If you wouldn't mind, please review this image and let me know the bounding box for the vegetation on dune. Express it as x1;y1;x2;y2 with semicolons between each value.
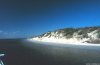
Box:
37;26;100;39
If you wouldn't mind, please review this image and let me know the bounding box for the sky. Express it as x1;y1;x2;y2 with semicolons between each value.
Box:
0;0;100;38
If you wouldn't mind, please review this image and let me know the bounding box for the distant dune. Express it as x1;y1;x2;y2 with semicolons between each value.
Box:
29;26;100;44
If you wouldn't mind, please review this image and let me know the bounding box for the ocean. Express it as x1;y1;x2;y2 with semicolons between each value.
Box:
0;39;100;65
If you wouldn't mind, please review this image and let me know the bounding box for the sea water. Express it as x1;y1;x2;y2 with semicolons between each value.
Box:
0;39;100;65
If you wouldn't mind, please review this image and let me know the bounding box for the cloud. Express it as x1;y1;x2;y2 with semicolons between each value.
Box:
0;30;3;33
0;30;21;38
0;30;20;35
3;32;8;35
12;31;20;34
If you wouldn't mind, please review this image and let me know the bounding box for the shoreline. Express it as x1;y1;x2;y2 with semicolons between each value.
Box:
27;38;100;46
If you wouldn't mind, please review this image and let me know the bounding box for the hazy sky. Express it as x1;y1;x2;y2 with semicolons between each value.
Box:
0;0;100;38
